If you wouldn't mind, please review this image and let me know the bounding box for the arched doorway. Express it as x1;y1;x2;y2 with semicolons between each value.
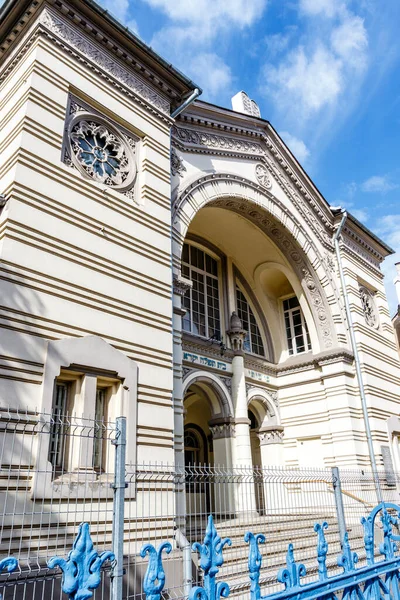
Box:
183;373;234;516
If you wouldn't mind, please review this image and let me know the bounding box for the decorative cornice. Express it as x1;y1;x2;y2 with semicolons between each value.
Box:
1;7;171;122
277;349;354;375
172;124;333;249
183;335;233;362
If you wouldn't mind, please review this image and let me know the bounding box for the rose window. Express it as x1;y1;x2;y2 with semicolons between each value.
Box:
67;114;136;191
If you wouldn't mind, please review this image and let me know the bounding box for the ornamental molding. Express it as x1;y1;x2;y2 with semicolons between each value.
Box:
255;164;272;189
183;336;233;362
208;195;335;349
38;9;170;114
342;226;386;264
172;124;333;249
209;422;236;440
173;274;192;296
257;426;284;445
341;233;382;273
246;385;279;411
171;148;187;177
359;286;380;329
0;7;171;121
277;349;354;375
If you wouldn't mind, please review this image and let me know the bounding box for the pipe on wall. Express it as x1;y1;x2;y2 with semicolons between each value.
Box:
333;210;382;502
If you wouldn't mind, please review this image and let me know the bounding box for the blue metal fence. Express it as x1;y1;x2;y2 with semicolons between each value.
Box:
140;502;400;600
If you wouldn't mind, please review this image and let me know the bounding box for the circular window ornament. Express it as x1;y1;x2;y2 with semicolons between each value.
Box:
67;113;136;191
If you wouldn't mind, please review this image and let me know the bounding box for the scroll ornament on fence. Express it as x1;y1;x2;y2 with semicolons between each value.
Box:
190;515;232;600
0;556;18;600
140;541;172;600
47;522;115;600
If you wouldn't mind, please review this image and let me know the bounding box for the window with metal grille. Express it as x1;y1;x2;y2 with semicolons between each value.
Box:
236;286;265;356
181;243;221;339
48;382;69;470
283;296;311;356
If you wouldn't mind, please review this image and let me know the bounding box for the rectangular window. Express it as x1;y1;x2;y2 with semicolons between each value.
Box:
48;382;69;470
283;296;311;356
93;388;106;471
182;243;221;339
236;286;264;356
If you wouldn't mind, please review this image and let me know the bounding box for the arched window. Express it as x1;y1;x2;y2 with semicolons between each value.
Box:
236;286;265;356
184;428;202;466
181;243;221;339
283;296;311;355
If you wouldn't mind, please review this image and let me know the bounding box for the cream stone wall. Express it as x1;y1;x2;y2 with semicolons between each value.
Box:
0;2;184;465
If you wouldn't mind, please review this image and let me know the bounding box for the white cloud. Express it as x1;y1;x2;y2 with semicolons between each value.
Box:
189;53;233;97
142;0;267;27
264;44;342;114
98;0;140;36
144;0;267;102
280;131;310;164
331;15;368;69
260;4;368;146
264;32;292;56
349;208;369;222
361;175;398;194
299;0;343;18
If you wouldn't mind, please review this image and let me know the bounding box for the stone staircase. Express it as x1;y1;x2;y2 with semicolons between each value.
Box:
187;512;372;598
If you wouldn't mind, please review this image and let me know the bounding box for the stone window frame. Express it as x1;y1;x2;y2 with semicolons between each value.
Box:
32;336;137;500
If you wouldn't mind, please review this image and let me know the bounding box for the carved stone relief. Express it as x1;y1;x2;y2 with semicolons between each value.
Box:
171;148;187;177
359;286;379;329
38;9;170;115
255;164;272;189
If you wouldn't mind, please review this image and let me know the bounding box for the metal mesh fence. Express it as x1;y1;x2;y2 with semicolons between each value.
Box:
0;408;398;600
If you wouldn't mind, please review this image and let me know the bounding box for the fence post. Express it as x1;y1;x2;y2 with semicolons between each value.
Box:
332;466;347;549
111;416;127;600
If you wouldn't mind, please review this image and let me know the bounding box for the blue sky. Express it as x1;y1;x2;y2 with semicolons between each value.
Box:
96;0;400;313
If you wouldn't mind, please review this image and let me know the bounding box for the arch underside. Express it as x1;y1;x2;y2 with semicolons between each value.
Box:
173;173;339;350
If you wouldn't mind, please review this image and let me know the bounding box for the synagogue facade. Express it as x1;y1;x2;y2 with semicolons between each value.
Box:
1;0;400;494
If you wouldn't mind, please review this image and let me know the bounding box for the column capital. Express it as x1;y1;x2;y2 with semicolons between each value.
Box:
173;274;192;297
209;417;236;439
227;311;247;356
257;425;284;446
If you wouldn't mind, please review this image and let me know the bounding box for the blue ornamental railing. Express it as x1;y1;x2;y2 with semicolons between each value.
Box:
141;502;400;600
2;501;400;600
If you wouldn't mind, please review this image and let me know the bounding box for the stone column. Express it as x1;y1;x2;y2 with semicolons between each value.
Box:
209;418;236;515
257;425;284;512
172;273;192;530
227;312;256;513
71;373;97;479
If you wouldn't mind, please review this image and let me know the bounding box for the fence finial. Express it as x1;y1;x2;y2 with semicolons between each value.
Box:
277;544;306;590
140;541;172;600
337;532;358;572
314;522;329;581
47;522;115;600
190;515;231;600
244;532;265;600
0;558;18;574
